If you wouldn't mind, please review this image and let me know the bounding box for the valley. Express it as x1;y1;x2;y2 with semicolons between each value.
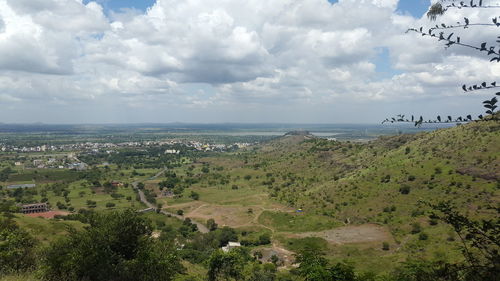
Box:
1;121;498;280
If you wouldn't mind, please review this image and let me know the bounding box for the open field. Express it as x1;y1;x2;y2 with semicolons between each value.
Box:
13;214;86;244
291;224;392;244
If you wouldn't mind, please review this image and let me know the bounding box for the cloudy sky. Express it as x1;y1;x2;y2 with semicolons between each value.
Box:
0;0;498;124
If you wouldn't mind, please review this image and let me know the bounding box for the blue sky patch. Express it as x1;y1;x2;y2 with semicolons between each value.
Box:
374;47;402;79
85;0;156;13
397;0;430;18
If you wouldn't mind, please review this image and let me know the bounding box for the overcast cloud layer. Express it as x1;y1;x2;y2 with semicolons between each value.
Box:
0;0;498;123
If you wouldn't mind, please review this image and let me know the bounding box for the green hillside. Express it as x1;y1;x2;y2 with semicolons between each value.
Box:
192;121;499;270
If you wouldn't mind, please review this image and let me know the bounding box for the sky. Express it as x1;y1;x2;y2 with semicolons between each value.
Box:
0;0;498;124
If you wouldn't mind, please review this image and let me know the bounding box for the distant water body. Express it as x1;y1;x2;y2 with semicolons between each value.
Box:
171;131;341;137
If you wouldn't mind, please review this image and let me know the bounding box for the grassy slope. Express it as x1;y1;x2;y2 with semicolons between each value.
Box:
12;214;85;244
199;121;499;272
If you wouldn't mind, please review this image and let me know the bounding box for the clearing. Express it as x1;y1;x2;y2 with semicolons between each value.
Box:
291;224;392;244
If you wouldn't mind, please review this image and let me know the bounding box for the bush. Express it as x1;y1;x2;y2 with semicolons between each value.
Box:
411;222;422;234
105;202;116;208
189;191;200;200
207;219;218;231
400;185;411;195
258;233;271;245
382;242;390;251
177;210;184;216
419;233;429;241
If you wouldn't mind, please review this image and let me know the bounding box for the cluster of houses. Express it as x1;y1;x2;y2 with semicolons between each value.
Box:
1;138;257;159
13;156;87;170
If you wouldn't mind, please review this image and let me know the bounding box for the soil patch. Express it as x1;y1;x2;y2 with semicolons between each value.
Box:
293;224;391;244
254;245;296;268
25;211;69;219
187;205;256;227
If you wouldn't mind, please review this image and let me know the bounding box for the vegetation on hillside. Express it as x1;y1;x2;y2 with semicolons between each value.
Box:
0;120;498;280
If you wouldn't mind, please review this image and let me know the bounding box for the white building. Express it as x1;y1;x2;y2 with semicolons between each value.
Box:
222;242;241;252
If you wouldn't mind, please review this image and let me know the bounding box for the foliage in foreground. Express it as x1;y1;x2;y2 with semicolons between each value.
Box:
39;210;185;281
0;216;37;275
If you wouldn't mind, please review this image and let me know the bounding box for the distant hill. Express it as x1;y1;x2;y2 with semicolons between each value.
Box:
284;130;312;136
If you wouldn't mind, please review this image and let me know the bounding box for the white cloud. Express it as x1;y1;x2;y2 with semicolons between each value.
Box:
0;0;497;123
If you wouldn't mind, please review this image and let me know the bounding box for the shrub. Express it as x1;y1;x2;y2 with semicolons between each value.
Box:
419;233;429;241
258;233;271;245
382;242;390;251
189;191;199;200
429;218;438;226
400;185;411;195
411;222;422;234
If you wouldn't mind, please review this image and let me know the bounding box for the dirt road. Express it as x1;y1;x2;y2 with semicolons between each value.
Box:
132;169;209;233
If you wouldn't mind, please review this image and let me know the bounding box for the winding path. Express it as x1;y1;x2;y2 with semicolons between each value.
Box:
132;168;209;233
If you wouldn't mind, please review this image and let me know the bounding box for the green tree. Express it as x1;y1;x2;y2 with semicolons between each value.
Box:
190;191;200;200
207;218;218;231
244;263;277;281
0;217;37;275
40;210;184;281
217;227;238;247
295;247;330;281
207;250;245;281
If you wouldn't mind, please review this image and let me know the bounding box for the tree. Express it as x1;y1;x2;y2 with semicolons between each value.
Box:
207;218;218;231
156;203;163;213
217;227;238;248
40;210;185;281
384;0;500;126
190;191;200;200
0;217;37;275
244;263;277;281
207;250;245;281
295;247;330;281
258;233;271;245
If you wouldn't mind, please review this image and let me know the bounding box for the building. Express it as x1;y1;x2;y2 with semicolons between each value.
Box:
111;181;124;187
161;189;175;197
7;184;36;189
21;203;48;214
222;242;241;252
